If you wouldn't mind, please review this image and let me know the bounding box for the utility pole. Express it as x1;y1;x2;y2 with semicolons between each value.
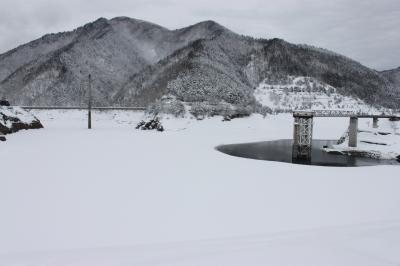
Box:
308;79;313;111
88;74;92;129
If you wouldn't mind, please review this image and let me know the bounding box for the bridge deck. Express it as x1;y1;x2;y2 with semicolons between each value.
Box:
18;106;146;111
294;110;400;119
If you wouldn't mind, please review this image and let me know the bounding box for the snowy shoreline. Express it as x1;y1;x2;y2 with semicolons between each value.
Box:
324;119;400;160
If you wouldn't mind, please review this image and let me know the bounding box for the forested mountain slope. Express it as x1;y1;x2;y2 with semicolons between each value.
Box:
0;17;398;111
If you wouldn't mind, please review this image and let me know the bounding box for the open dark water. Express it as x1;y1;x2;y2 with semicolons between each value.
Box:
216;140;400;167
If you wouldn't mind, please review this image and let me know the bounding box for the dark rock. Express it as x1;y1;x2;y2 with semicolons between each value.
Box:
0;135;6;141
0;100;10;106
156;123;164;132
360;140;387;146
0;119;44;135
136;117;164;132
0;107;44;135
341;150;381;159
135;120;145;129
222;113;250;122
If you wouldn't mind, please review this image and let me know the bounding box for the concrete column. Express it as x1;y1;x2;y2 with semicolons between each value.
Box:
349;117;358;147
373;117;379;128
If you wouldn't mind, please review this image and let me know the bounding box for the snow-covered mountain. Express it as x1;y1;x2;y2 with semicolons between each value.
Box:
0;18;227;106
0;17;399;111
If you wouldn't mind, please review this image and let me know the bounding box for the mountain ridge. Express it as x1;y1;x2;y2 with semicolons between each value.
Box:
0;17;398;111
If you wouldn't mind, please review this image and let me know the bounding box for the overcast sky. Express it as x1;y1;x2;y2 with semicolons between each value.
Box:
0;0;399;70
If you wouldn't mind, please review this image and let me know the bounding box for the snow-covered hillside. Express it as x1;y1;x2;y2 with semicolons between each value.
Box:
1;110;400;265
381;66;400;91
255;76;383;113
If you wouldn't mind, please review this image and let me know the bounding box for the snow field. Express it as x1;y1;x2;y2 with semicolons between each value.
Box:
0;110;399;265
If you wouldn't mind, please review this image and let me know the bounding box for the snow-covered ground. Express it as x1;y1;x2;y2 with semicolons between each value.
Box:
1;110;400;266
328;118;400;159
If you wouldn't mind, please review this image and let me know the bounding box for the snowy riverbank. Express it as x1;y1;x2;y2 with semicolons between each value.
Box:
326;118;400;160
0;110;399;266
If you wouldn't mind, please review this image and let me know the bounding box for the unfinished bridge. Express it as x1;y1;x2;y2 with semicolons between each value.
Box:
292;110;400;161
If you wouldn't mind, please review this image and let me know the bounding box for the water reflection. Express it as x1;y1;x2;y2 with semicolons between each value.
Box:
216;140;399;167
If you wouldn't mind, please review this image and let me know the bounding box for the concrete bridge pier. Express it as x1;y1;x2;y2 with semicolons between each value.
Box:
373;117;379;128
349;117;358;147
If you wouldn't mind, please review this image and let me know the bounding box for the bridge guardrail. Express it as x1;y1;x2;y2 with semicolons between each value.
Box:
294;110;400;118
18;106;146;111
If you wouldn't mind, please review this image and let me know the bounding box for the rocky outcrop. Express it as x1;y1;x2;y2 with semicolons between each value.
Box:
0;99;10;106
0;106;43;135
136;118;164;131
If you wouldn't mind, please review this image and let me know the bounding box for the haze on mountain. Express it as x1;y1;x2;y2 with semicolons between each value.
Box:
0;16;399;110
